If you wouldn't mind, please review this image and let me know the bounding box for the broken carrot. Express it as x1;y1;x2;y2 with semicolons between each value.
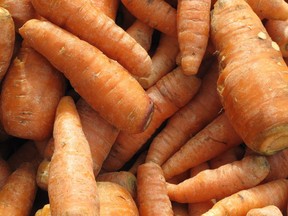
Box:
19;19;154;133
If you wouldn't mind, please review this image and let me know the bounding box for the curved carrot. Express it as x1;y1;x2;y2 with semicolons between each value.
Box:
137;162;173;216
202;179;288;216
161;113;243;180
0;7;14;82
31;0;152;78
177;0;211;75
146;61;222;165
0;162;37;216
1;46;66;141
167;155;270;203
48;96;99;215
211;0;288;154
121;0;177;37
246;205;283;216
103;67;201;171
265;19;288;58
90;0;119;20
19;19;154;133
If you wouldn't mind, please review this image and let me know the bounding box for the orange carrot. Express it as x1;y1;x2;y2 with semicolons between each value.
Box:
126;19;154;52
137;162;173;215
97;181;139;216
162;112;242;180
48;96;99;215
76;98;120;176
35;204;51;216
121;0;177;37
19;19;154;133
31;0;152;78
0;159;11;189
167;155;270;203
202;179;288;216
0;162;37;216
103;67;201;171
211;0;288;154
0;7;14;82
36;159;49;191
90;0;119;20
1;45;66;141
177;0;211;75
265;19;288;57
138;33;179;89
146;61;222;166
246;205;283;216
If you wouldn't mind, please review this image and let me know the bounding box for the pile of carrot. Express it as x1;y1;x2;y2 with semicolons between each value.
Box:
0;0;288;215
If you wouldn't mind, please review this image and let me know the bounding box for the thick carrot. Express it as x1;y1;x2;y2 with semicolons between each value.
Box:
48;96;99;215
137;162;173;216
265;19;288;57
162;112;242;180
0;159;11;189
36;159;49;191
0;7;14;82
31;0;152;78
167;155;270;203
202;179;288;216
76;98;120;176
0;162;37;216
126;19;154;52
121;0;177;37
146;61;222;165
103;67;201;171
1;45;66;141
138;33;179;89
246;205;283;216
211;0;288;154
19;19;154;133
177;0;211;75
90;0;119;20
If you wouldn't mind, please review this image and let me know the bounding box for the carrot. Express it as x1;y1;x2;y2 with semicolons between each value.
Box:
76;98;120;176
138;33;179;89
167;155;270;203
31;0;152;78
48;96;99;215
19;19;154;133
1;45;66;141
121;0;177;37
202;179;288;216
0;0;37;31
97;171;137;200
172;202;189;216
36;159;49;191
0;7;14;82
137;162;173;216
103;67;201;171
146;61;222;166
0;159;11;189
246;205;283;216
0;162;37;216
161;113;242;180
97;181;139;216
126;19;154;52
265;19;288;57
211;0;288;154
90;0;119;20
35;204;51;216
177;0;211;75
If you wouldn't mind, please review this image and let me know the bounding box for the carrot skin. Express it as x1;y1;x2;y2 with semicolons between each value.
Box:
246;205;283;216
90;0;119;20
19;19;154;133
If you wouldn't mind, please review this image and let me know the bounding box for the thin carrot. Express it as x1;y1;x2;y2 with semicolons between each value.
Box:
36;159;49;191
48;96;99;215
137;162;173;216
1;45;66;141
161;113;242;180
167;155;270;203
103;67;201;171
19;19;154;133
177;0;211;75
146;61;222;165
0;162;37;216
31;0;152;78
202;179;288;216
121;0;177;37
0;7;14;82
265;19;288;58
211;0;288;154
246;205;283;216
90;0;119;20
